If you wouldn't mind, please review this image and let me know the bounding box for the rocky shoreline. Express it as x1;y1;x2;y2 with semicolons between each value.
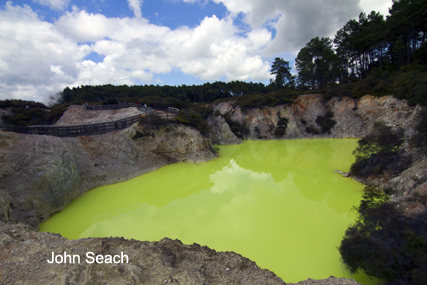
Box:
1;94;425;284
1;222;286;284
0;122;215;228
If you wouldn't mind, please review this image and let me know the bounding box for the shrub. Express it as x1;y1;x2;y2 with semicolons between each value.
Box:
132;130;154;139
274;127;285;137
233;91;296;109
0;99;47;109
305;125;320;134
139;114;168;127
339;187;427;285
277;117;289;127
142;96;184;109
102;97;119;105
315;110;336;134
45;104;69;124
220;114;249;139
350;122;405;177
175;104;213;135
410;108;427;153
274;117;289;137
212;146;220;154
1;104;68;126
353;122;404;159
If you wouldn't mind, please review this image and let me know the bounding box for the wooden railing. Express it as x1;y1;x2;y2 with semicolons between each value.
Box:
84;103;140;111
1;105;178;137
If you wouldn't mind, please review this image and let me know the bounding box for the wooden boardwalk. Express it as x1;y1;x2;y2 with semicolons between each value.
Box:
1;104;179;137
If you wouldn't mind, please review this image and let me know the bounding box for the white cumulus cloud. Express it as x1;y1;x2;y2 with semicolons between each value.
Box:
0;2;89;102
127;0;143;18
212;0;361;54
32;0;70;10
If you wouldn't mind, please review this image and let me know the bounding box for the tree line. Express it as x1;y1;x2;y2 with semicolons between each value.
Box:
271;0;427;91
57;81;271;108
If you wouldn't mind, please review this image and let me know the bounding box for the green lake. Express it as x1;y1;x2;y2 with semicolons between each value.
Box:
40;139;375;284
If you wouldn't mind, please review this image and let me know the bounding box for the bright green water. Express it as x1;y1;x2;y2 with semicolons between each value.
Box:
40;139;375;284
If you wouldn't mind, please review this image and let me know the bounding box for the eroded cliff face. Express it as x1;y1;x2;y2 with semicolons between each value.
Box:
0;121;215;228
206;115;242;145
211;94;419;140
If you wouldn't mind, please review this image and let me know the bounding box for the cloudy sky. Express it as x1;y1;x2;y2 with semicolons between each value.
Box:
0;0;392;103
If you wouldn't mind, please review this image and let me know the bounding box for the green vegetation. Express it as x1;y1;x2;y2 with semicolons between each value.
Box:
321;69;427;106
410;108;427;153
274;117;288;138
270;57;294;89
221;114;249;139
296;37;345;89
138;114;168;127
277;117;289;127
0;99;47;109
1;100;69;126
339;186;427;285
353;122;404;157
175;104;213;135
230;91;296;109
132;130;154;140
315;111;336;134
350;122;406;176
301;112;337;135
305;125;320;135
58;81;267;106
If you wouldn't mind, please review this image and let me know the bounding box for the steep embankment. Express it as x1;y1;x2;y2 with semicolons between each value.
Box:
0;120;215;228
210;94;420;140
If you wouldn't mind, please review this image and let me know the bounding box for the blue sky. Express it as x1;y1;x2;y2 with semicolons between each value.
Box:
0;0;392;103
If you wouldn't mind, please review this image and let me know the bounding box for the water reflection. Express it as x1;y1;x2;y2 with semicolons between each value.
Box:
41;139;372;283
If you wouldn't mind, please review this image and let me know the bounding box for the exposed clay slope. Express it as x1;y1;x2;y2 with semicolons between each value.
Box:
206;114;241;145
0;122;215;228
212;94;418;140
